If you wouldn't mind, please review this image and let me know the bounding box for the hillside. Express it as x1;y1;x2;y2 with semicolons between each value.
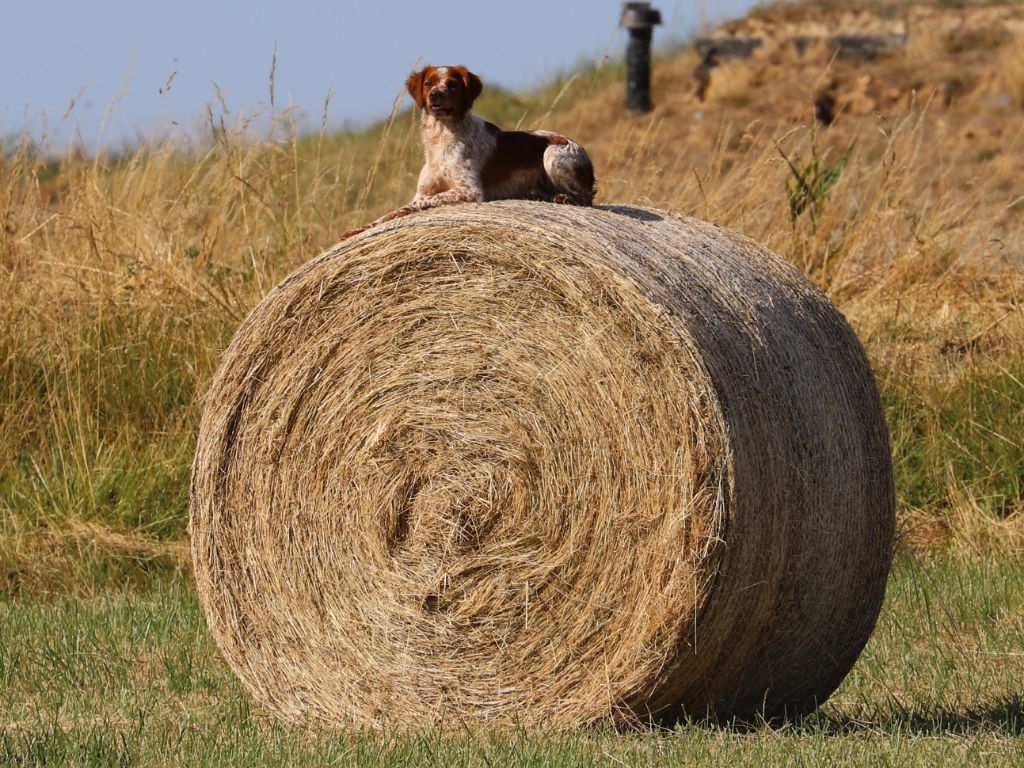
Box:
1;1;1023;597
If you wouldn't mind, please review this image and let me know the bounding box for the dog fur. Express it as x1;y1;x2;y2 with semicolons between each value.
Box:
346;65;596;236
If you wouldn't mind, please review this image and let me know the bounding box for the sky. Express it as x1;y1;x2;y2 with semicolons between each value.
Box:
1;1;760;149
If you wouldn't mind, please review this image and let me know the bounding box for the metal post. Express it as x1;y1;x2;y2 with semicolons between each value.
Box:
620;2;662;113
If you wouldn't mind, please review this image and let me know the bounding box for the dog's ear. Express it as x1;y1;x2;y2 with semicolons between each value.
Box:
406;67;429;109
456;67;483;108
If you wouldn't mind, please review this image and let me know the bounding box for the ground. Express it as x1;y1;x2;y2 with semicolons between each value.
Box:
2;561;1021;765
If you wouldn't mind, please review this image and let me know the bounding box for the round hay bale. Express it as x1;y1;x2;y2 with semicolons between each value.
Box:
190;201;894;729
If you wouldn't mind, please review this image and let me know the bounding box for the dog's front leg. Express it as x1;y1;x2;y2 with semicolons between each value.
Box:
341;200;431;239
410;165;484;211
409;186;483;210
342;175;482;239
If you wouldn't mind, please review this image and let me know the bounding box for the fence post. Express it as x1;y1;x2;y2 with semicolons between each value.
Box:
620;2;662;113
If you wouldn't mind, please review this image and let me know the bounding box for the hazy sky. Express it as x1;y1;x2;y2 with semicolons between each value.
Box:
1;1;759;149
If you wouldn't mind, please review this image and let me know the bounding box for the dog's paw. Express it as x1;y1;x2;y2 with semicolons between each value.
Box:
552;193;594;207
342;224;371;239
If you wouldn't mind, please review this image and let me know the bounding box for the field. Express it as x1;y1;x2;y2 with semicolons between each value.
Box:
1;561;1022;766
1;0;1023;764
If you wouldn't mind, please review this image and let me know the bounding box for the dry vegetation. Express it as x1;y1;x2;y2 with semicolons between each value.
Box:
1;1;1023;599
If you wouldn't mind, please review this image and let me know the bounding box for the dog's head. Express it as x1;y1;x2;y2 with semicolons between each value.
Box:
406;65;483;120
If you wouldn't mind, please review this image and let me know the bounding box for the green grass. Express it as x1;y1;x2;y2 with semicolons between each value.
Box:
1;559;1022;766
883;358;1024;522
0;306;218;537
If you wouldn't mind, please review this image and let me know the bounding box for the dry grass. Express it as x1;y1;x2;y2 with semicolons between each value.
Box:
1;1;1023;600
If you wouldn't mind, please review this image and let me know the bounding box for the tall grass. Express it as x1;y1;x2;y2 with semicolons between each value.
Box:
2;3;1023;596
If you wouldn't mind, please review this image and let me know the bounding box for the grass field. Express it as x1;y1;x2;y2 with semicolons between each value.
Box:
2;559;1021;766
1;0;1023;764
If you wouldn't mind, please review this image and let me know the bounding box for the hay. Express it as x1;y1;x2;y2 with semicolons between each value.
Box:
190;201;894;729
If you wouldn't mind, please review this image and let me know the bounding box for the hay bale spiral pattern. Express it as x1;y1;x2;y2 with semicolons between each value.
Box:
190;202;894;729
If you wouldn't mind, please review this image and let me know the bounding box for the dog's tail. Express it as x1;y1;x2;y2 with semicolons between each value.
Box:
542;138;596;205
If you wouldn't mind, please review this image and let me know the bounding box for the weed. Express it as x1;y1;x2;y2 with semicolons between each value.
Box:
779;134;854;229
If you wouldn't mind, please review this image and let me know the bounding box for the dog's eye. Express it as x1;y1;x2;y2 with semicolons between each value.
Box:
448;80;459;89
425;80;435;87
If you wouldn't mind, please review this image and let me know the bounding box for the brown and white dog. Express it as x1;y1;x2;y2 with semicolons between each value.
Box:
347;65;596;235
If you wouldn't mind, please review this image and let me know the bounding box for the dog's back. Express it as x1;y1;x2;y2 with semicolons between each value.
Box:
480;124;595;204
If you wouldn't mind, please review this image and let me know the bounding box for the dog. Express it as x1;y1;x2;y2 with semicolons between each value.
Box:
346;65;596;236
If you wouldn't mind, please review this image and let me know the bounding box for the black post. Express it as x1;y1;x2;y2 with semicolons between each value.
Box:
620;2;662;113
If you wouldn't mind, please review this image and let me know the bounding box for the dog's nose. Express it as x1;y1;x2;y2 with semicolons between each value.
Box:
428;91;443;103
